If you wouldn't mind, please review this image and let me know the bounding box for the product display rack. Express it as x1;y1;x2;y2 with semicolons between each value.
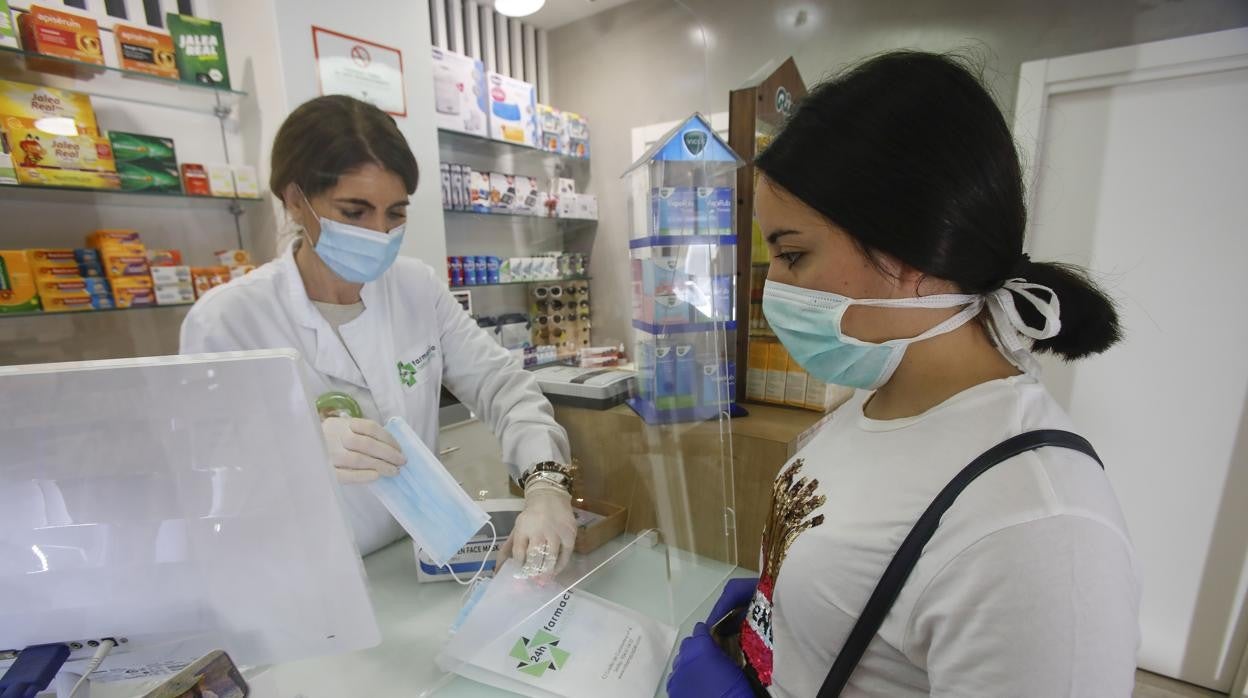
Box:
0;182;262;209
442;208;596;225
729;57;808;400
0;302;191;320
623;113;745;425
450;275;592;290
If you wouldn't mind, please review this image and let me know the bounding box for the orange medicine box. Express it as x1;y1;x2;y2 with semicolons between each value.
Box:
41;293;110;312
191;265;229;298
764;341;790;405
104;252;150;278
112;286;155;308
114;23;178;79
0;250;39;314
36;276;109;296
18;5;105;66
88;229;141;248
181;163;209;196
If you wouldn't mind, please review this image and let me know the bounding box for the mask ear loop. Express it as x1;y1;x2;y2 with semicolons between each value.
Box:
446;520;498;587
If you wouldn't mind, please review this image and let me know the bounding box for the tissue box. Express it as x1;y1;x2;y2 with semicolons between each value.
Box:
486;72;537;147
431;48;488;137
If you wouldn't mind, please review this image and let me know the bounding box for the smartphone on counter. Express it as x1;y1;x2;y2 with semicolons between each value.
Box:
141;650;248;698
710;606;747;666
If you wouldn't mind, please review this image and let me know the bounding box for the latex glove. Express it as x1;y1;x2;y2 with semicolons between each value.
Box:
667;622;755;698
708;576;760;627
321;417;406;484
499;482;577;580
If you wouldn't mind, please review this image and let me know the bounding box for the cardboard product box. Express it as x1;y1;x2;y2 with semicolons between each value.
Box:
0;249;39;313
574;193;598;220
103;252;149;278
35;276;109;296
449;164;466;211
5;116;120;189
180;163;209;195
486;72;537;147
765;341;790;405
146;249;183;267
232;165;259;198
108;131;181;194
88;229;140;248
430;48;487;137
513;175;538;214
468;169;490;213
18;4;105;66
112;285;155;308
191;265;229;298
110;275;153;290
166;13;230;89
651;187;695;236
746;340;769;402
572;499;627;554
155;284;195;305
30;261;84;279
529;190;551;217
489;172;516;210
228;264;255;279
0;81;99;131
564;111;590;159
114;23;178;79
0;0;18;49
25;248;75;264
206;163;235;197
438;162;451;209
42;292;113;312
150;264;190;284
654;342;678;410
674;344;697;409
537;103;566;155
785;354;808;407
415;500;522;583
696;187;734;236
214;249;250;267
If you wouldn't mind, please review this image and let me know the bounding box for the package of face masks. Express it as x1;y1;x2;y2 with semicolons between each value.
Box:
370;417;490;568
416;499;522;583
438;559;677;697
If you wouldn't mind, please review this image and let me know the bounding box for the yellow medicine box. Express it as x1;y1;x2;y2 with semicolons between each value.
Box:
0;81;100;134
0;250;39;313
88;229;141;248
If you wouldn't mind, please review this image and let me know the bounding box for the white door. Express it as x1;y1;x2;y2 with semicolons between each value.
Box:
1015;29;1248;692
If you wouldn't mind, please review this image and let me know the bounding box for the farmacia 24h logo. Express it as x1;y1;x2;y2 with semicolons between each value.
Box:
509;630;570;678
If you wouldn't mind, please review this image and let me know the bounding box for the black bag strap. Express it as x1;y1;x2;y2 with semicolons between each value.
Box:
816;429;1103;697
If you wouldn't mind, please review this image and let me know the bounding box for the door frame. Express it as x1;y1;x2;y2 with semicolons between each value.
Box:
1012;27;1248;694
1012;27;1248;242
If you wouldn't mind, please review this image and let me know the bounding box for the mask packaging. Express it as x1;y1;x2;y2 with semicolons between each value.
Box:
417;499;522;583
371;417;491;575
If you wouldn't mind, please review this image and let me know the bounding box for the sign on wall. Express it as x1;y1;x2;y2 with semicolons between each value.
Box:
312;26;406;117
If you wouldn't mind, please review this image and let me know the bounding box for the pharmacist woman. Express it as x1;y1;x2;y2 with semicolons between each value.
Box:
667;53;1140;697
180;95;576;577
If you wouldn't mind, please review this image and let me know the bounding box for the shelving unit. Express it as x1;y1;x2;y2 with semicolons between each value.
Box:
450;275;591;290
0;183;262;212
442;208;596;225
0;303;191;320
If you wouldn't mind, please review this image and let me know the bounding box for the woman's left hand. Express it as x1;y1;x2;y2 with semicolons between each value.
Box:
667;622;755;698
500;482;577;580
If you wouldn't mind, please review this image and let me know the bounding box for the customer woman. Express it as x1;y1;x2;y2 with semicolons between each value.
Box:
668;52;1139;696
180;95;576;577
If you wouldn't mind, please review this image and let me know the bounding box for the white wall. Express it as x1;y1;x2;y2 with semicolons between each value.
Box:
216;0;447;268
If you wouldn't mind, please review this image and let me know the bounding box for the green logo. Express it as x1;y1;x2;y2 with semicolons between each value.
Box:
683;130;708;157
509;629;570;678
397;361;418;387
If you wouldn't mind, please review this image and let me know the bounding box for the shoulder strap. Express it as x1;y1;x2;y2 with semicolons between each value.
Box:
816;429;1103;697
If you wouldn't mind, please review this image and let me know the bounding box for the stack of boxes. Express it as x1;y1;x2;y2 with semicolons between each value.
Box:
440;166;596;220
92;229;154;308
191;249;252;300
746;338;851;412
148;248;193;305
27;246;112;312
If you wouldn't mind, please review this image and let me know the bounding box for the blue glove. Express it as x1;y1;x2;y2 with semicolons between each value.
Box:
708;576;760;626
667;622;754;698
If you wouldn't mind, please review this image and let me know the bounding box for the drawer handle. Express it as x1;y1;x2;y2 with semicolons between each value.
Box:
438;446;461;457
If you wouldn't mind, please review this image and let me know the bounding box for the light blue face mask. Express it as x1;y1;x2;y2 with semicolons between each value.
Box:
371;417;494;584
761;280;984;390
301;190;405;284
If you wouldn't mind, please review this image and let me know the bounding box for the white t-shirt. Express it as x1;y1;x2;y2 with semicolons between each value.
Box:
741;375;1140;697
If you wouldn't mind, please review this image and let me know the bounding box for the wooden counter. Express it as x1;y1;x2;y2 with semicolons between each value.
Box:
553;402;825;572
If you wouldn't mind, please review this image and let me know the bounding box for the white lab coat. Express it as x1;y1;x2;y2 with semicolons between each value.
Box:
179;242;570;555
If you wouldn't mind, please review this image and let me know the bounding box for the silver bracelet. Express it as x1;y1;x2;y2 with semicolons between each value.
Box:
524;470;572;494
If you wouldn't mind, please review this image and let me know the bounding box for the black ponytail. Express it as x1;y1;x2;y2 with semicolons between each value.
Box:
755;51;1122;361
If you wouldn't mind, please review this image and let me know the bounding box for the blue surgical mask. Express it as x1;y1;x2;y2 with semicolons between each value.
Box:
371;417;493;581
761;280;983;390
301;191;405;283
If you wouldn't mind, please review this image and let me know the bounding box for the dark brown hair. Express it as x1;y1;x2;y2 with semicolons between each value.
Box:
269;95;419;204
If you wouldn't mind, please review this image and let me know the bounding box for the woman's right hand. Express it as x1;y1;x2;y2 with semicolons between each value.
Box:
321;417;407;483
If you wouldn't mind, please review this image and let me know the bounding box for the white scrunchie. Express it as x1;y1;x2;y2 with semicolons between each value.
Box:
984;278;1062;374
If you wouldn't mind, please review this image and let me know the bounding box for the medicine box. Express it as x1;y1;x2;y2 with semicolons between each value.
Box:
146;249;182;267
564;111;590;159
232;165;259;198
415;500;522;583
765;342;790;405
785;354;808;407
114;23;178;79
42;293;113;312
113;285;156;308
431;48;488;137
0;81;99;133
155;285;195;305
654;343;677;410
36;276;109;296
207;163;236;197
674;344;697;409
651;187;696;236
490;172;516;210
18;4;105;66
513;175;538;214
166;13;230;89
0;249;38;314
537;104;567;155
88;229;140;248
181;163;210;195
6;117;120;189
469;170;490;213
439;163;450;209
0;1;17;49
746;340;770;402
104;252;150;278
448;164;464;210
151;265;191;285
486;72;538;147
696;187;734;236
215;249;250;267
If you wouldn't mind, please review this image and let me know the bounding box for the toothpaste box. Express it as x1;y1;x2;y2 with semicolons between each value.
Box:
651;187;695;236
431;48;488;137
469;169;491;213
486;72;538;147
696;187;734;236
0;249;39;314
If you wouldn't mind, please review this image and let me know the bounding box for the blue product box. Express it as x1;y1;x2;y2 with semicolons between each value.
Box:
82;277;111;295
474;256;489;285
89;295;115;310
712;275;733;321
654;293;690;325
651;187;695;236
463;256;478;286
79;261;105;278
636;340;655;401
655;344;677;410
487;257;501;284
675;344;696;408
74;248;101;265
696;187;734;236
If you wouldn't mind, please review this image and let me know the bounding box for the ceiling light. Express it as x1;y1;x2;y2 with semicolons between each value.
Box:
494;0;545;18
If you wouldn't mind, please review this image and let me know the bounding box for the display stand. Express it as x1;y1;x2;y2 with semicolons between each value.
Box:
623;113;744;424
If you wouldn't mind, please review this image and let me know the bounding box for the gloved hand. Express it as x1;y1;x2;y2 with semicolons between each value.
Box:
499;481;577;581
321;417;406;484
708;576;760;627
667;622;755;698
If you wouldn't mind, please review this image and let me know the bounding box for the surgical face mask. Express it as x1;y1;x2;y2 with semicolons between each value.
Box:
371;417;494;585
762;280;984;390
300;190;405;283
